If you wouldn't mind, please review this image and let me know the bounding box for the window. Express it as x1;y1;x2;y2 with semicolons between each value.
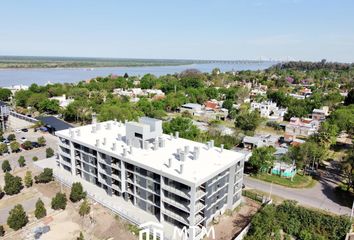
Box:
135;132;143;138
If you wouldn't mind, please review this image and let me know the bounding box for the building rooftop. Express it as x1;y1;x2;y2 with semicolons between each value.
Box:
37;116;73;132
56;119;244;186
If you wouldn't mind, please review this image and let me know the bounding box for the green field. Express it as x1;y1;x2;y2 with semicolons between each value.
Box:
252;173;316;188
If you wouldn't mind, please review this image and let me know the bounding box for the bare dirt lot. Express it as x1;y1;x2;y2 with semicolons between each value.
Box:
1;166;137;240
205;198;261;240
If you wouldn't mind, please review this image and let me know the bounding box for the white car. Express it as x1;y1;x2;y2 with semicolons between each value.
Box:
20;137;27;142
15;129;22;133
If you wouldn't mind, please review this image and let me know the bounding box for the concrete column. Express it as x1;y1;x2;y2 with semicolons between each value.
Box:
226;164;236;209
69;140;76;176
188;184;196;240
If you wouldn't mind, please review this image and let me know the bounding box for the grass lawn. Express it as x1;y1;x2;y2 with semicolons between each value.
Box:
252;173;316;188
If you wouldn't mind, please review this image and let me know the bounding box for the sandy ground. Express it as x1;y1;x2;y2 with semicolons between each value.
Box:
205;198;261;240
1;169;137;240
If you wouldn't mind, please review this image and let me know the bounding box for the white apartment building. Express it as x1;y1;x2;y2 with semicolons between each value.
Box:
251;101;287;121
56;117;244;240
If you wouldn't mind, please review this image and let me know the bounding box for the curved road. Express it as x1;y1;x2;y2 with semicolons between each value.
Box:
244;175;351;215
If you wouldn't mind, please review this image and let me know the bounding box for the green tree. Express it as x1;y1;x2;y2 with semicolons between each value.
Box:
22;140;32;150
24;171;33;188
162;117;200;140
2;160;11;172
222;99;234;111
18;156;26;167
7;204;28;230
248;146;276;174
4;172;23;195
34;198;47;219
344;88;354;106
235;111;261;132
51;192;67;210
46;147;54;158
7;134;16;141
79;199;90;217
70;182;86;202
0;88;12;101
37;136;46;146
0;143;8;155
299;141;326;170
10;141;20;153
342;149;354;191
34;168;53;183
38;99;60;113
77;232;85;240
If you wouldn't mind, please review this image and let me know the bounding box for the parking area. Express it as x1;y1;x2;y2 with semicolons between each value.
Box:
0;128;58;170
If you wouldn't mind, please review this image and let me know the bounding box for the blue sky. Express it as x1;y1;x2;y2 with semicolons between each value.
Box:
0;0;353;62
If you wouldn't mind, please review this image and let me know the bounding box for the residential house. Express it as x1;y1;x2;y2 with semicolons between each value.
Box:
285;117;320;140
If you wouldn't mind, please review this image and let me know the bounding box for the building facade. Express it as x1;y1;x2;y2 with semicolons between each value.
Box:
56;117;244;240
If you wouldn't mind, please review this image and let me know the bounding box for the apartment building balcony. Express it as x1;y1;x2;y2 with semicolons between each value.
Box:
111;162;120;170
163;208;189;225
58;141;70;149
194;214;205;225
196;189;207;199
111;184;121;192
195;201;205;213
111;172;120;180
162;185;190;199
163;197;190;213
60;150;71;158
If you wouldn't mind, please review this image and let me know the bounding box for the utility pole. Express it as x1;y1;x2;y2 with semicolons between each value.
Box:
268;181;273;201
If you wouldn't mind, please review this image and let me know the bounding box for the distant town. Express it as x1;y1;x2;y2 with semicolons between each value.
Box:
0;60;353;239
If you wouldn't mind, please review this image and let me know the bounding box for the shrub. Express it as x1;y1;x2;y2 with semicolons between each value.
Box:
32;156;39;161
18;156;26;167
70;182;86;202
35;198;47;219
4;172;23;195
46;147;54;158
7;134;16;141
7;204;28;230
34;168;53;183
0;225;4;236
24;171;33;188
1;160;11;173
37;136;46;146
51;192;67;210
79;199;90;217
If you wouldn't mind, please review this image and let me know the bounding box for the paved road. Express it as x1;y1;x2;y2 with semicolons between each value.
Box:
244;175;352;215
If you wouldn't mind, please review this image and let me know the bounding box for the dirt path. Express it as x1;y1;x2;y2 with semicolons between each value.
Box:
205;198;261;240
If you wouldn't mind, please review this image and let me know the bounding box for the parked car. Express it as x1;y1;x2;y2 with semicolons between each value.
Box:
20;137;27;142
21;128;28;132
2;139;10;144
31;142;40;148
21;143;33;150
15;129;22;133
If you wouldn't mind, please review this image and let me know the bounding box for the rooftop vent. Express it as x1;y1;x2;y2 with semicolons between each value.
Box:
153;138;159;151
179;163;184;174
193;146;200;160
103;137;107;146
143;140;149;150
117;134;122;141
129;145;133;154
95;139;100;147
91;126;96;134
96;123;101;131
210;140;214;148
220;144;224;152
170;133;174;140
175;131;179;139
166;158;172;168
122;148;127;157
69;130;75;138
184;146;190;154
106;122;111;130
112;142;117;151
159;137;165;148
180;152;186;162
